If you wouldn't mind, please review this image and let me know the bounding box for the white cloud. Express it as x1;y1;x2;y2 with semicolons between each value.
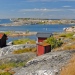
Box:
19;8;64;12
19;8;75;14
62;6;71;8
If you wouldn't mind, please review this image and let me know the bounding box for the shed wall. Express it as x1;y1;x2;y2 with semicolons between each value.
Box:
38;37;47;42
37;45;44;56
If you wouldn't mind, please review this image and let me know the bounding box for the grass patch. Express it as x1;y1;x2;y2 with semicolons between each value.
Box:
60;54;75;75
0;72;12;75
59;33;74;38
12;38;36;45
0;62;25;70
63;44;75;50
4;31;11;35
13;48;36;54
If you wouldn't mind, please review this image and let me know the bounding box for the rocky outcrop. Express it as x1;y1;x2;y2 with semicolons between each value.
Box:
0;52;36;73
0;52;36;65
63;26;75;32
14;50;75;75
0;44;36;73
0;44;36;57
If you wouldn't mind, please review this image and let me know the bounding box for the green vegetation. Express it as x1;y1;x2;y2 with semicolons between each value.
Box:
0;72;12;75
0;61;29;75
12;38;36;45
59;33;74;38
46;36;63;49
4;31;11;35
17;18;30;20
53;32;75;51
38;22;45;24
0;62;25;70
13;48;36;54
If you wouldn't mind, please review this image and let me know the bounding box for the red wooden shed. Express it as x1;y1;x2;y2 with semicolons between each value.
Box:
37;42;51;56
0;33;7;47
36;32;52;56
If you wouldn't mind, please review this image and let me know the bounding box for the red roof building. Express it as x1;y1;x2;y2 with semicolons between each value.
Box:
37;42;51;56
36;32;52;56
0;33;7;47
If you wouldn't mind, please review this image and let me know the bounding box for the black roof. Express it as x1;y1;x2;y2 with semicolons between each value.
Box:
36;32;53;38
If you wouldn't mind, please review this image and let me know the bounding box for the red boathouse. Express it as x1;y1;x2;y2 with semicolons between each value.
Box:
36;32;52;56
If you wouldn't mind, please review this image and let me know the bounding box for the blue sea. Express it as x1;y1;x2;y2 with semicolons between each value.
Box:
0;19;12;24
0;19;74;42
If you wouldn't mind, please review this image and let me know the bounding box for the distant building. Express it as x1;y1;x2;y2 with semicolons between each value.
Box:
36;32;52;56
0;33;7;47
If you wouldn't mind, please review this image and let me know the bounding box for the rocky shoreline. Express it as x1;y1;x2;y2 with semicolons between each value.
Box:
0;31;37;37
1;19;75;26
63;26;75;32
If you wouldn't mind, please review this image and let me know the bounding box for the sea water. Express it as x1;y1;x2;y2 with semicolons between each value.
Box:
0;19;74;42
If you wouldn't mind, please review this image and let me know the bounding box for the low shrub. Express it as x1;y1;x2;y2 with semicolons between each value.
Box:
46;36;63;49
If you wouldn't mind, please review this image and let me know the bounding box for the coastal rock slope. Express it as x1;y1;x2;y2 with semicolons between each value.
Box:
14;50;75;75
0;44;36;57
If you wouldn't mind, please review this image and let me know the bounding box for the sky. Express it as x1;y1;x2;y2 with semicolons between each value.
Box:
0;0;75;19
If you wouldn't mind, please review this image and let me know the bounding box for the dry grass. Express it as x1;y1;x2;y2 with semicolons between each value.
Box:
60;54;75;75
63;44;75;50
13;48;36;54
12;38;36;45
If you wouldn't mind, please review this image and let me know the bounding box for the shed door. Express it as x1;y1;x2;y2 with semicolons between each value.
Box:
44;46;51;53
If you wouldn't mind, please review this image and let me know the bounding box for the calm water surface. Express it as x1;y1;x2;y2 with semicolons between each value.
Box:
0;24;73;32
0;24;74;42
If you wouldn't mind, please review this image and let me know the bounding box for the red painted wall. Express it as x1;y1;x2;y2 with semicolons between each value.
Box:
37;45;44;56
37;37;51;56
37;45;51;56
38;37;47;42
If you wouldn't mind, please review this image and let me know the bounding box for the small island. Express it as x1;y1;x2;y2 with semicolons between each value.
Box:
0;18;75;26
